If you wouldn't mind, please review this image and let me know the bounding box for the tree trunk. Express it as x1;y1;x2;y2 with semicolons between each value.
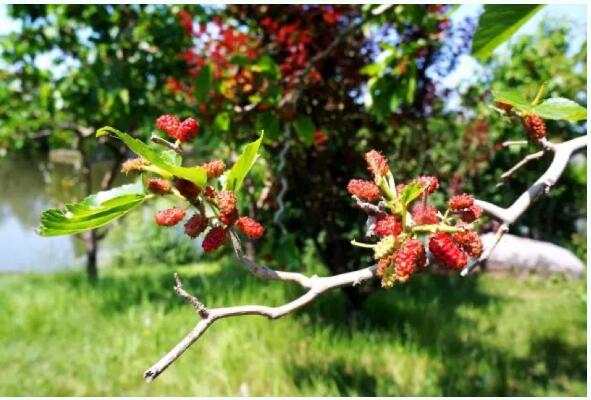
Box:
85;230;99;283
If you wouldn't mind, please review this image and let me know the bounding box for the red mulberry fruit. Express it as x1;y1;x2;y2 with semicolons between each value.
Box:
365;149;389;177
155;207;186;227
448;194;474;210
417;176;439;194
412;204;438;225
201;160;226;179
216;190;237;216
184;214;208;238
219;209;238;226
451;230;483;258
522;114;546;140
202;226;227;252
236;217;265;239
175;117;199;142
347;179;381;202
156;114;181;139
395;239;427;279
147;178;172;195
459;205;483;223
204;186;217;198
429;232;468;270
374;215;402;237
175;179;200;199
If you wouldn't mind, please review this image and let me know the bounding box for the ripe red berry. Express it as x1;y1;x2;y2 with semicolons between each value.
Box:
147;178;172;195
216;190;237;216
347;179;381;202
202;226;227;252
365;149;389;177
204;186;217;198
184;214;208;238
201;160;226;179
155;207;186;227
428;232;468;270
522;114;546;140
175;117;199;142
219;209;238;226
236;217;265;239
374;215;402;237
175;179;200;199
451;230;483;258
395;239;427;279
156;114;181;139
459;205;483;223
417;176;439;194
448;194;474;210
412;203;438;225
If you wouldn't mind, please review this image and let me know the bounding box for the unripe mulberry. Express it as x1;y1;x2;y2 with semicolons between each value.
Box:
176;117;199;142
522;114;546;140
147;178;172;195
121;158;149;174
374;215;402;237
428;232;468;270
417;176;439;194
365;149;389;177
156;114;181;139
184;214;208;238
395;239;427;279
175;179;200;199
236;217;265;239
412;204;438;225
451;230;483;258
216;190;237;216
202;226;227;252
347;179;381;202
377;254;396;288
458;205;483;223
448;194;474;210
374;235;396;260
201;160;226;179
155;207;186;227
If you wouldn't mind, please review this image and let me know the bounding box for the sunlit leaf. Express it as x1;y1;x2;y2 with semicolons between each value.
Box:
97;126;207;187
492;89;533;112
224;131;264;192
400;180;424;206
472;5;544;61
533;98;587;121
38;181;148;237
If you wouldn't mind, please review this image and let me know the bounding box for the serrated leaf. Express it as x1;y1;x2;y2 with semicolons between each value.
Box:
472;5;544;61
400;180;424;206
492;88;533;112
533;98;587;121
224;132;264;192
294;116;315;146
38;181;147;237
97;126;207;187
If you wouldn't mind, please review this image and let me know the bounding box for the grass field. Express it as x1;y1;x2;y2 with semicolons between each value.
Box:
0;258;586;396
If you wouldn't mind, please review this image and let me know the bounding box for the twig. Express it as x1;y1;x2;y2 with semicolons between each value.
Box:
151;134;182;154
460;223;509;276
496;149;545;187
174;273;209;319
501;140;528;147
352;196;384;215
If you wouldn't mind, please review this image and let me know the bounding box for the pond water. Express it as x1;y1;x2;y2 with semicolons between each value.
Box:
0;154;122;272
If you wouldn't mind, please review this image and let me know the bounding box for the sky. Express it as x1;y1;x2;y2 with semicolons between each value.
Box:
0;3;587;89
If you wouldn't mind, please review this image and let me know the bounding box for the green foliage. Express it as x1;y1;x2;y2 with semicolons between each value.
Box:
293;116;316;146
493;89;587;121
0;265;585;395
96;126;208;187
224;132;264;192
472;5;545;61
38;180;147;236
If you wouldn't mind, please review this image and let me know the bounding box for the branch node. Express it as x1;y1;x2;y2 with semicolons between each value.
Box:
151;134;182;154
174;273;209;319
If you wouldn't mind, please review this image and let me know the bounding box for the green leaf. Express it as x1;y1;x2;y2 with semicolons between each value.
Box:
214;112;230;132
195;64;213;101
294;116;315;146
255;111;280;140
160;149;182;167
492;88;533;112
400;180;424;206
472;5;545;61
224;132;264;192
97;126;207;187
38;181;147;237
533;98;587;121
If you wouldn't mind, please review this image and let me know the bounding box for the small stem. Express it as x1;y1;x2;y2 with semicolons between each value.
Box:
350;239;375;249
151;134;182;154
531;81;547;106
412;224;464;234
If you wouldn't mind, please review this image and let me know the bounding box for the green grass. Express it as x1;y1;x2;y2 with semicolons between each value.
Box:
0;259;586;396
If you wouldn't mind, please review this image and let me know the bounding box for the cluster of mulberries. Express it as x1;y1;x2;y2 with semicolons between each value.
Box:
347;148;485;287
156;114;200;142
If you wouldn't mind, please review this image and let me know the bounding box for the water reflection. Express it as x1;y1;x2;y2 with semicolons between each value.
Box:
0;154;115;272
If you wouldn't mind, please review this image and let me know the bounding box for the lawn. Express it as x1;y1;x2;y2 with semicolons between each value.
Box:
0;258;586;396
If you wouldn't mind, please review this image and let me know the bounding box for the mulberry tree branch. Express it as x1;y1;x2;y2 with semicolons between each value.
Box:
462;134;587;275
